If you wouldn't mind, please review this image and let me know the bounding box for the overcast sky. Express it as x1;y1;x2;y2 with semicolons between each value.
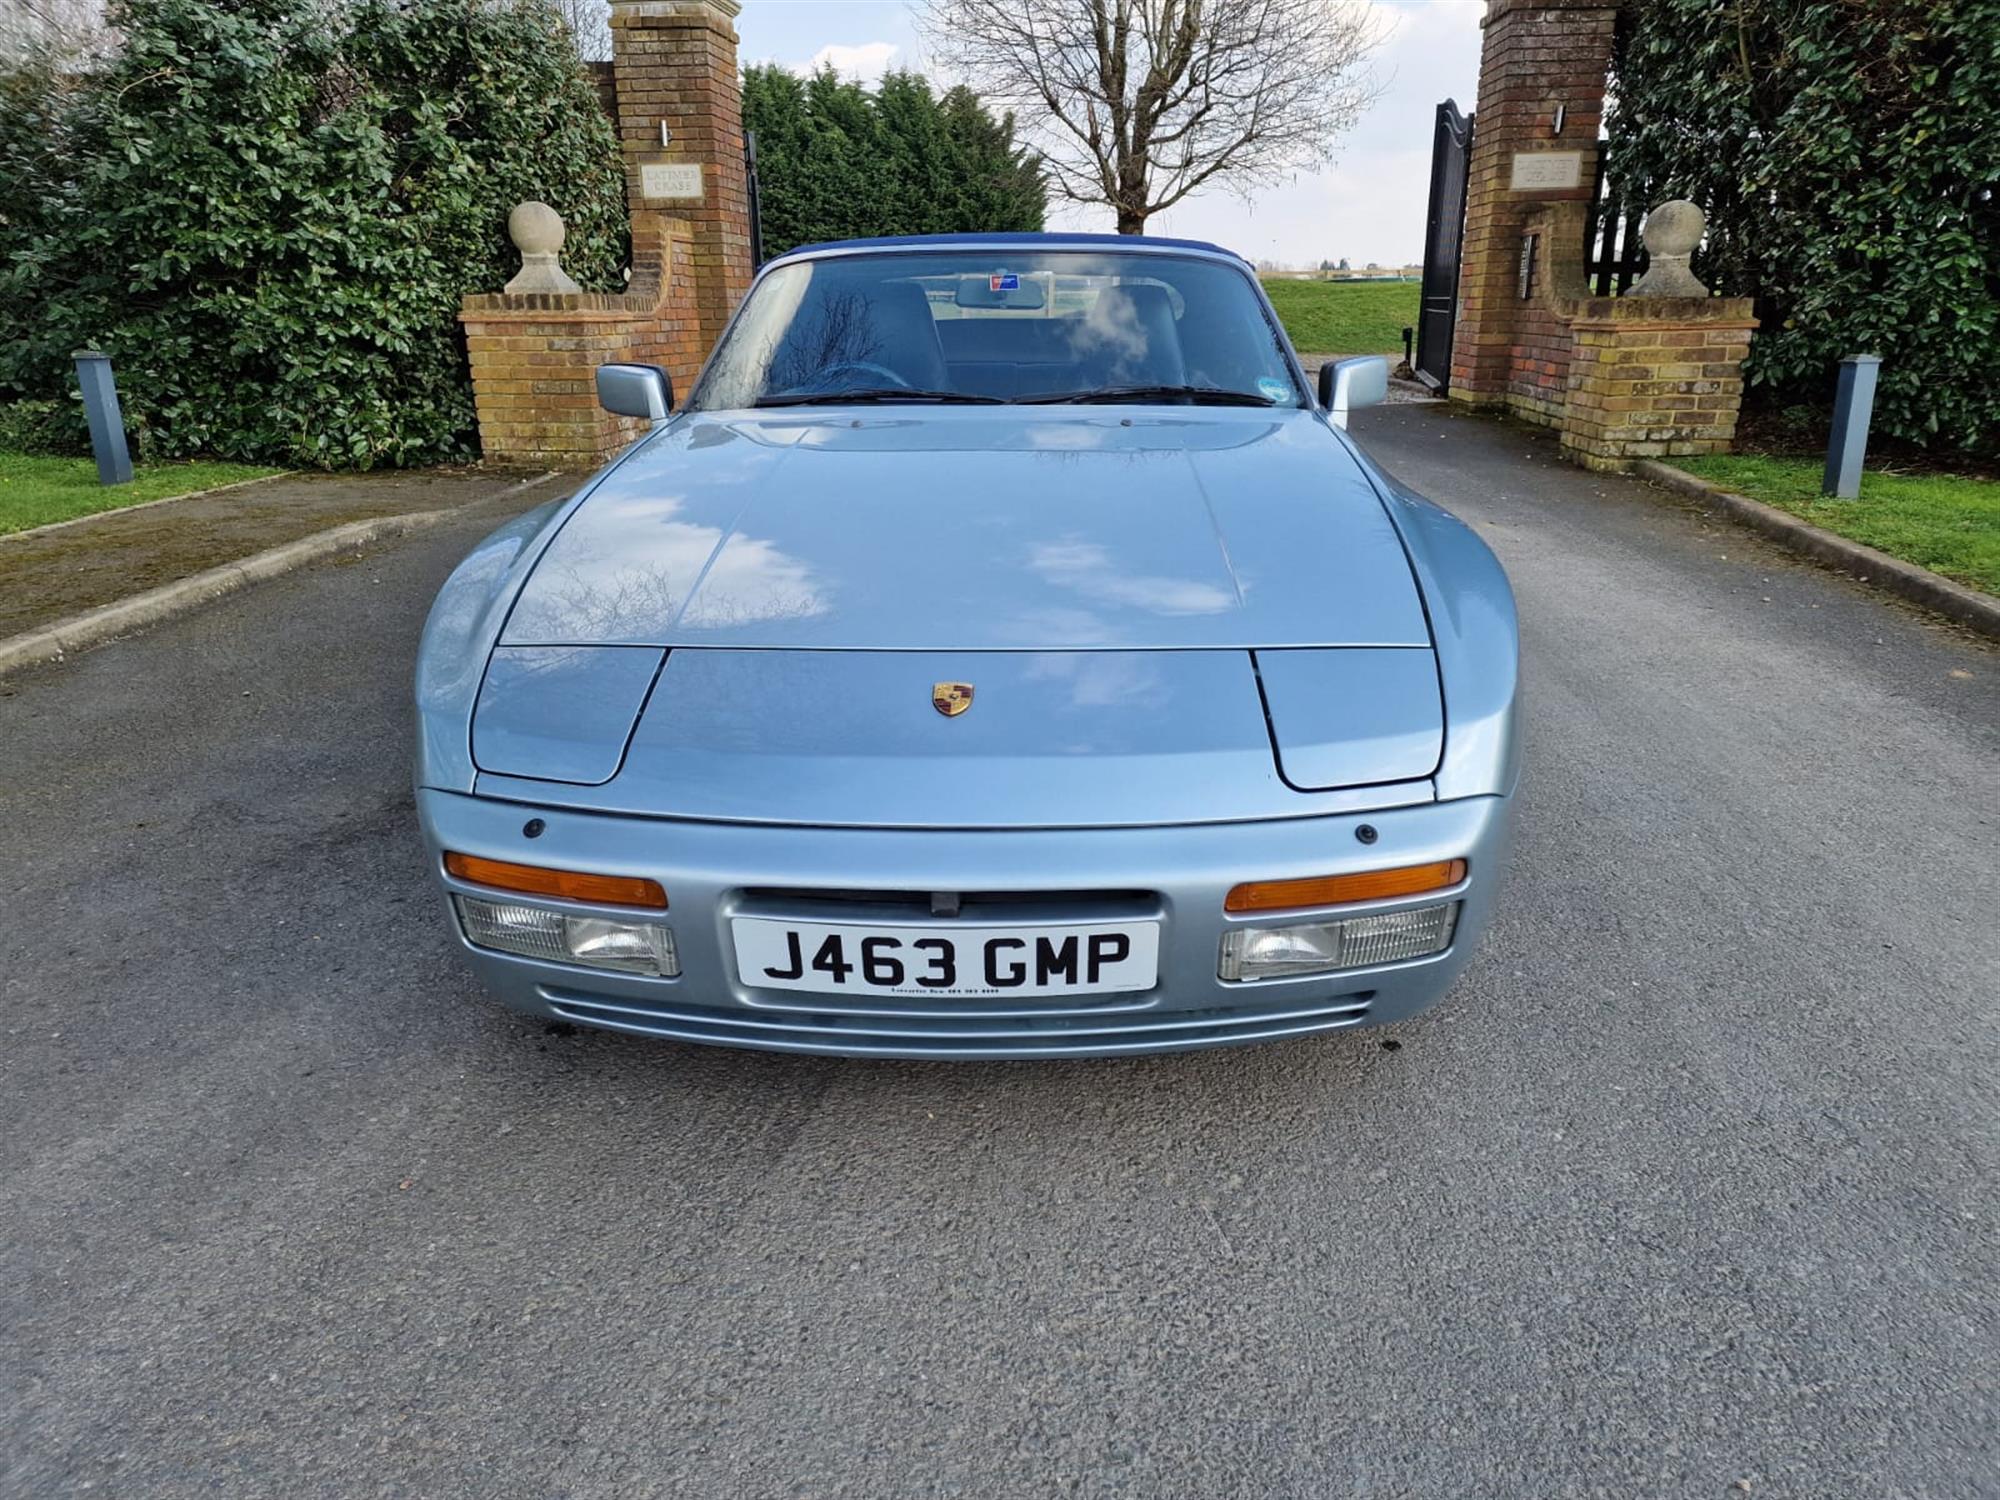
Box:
737;0;1486;266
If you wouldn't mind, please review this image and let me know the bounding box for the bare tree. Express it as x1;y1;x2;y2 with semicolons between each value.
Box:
921;0;1385;235
1;0;115;62
546;0;611;63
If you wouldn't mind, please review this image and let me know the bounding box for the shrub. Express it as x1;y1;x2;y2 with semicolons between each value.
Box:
0;0;628;468
0;400;90;457
1606;0;2000;457
743;64;1046;257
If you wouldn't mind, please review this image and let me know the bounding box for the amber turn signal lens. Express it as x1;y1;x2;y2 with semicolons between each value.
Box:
443;852;667;909
1224;859;1467;914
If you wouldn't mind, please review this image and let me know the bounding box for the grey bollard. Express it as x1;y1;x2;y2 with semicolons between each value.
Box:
1821;354;1880;500
72;349;134;486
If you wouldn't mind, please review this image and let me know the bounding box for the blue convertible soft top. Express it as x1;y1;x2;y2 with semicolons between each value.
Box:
772;231;1247;264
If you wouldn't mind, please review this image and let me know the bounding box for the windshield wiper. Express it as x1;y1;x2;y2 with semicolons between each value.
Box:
754;387;1005;407
1014;383;1279;407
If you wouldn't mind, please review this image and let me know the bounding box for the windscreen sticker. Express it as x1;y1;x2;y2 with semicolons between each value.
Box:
989;272;1020;291
1257;377;1291;402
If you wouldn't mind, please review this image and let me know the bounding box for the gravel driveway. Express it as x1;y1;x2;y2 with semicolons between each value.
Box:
2;405;1994;1498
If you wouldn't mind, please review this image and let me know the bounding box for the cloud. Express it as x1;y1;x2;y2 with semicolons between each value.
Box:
1361;0;1485;55
796;40;900;83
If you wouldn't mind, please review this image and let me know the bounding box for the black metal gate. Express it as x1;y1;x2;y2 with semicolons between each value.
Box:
1583;157;1649;295
1414;99;1473;393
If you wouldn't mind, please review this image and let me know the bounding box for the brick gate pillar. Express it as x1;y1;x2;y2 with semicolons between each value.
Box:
1449;0;1620;406
608;0;753;356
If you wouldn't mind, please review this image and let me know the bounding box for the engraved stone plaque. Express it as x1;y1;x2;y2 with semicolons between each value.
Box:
1509;151;1583;192
640;162;704;201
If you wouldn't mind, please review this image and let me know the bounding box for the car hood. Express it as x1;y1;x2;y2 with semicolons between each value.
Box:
500;408;1432;651
471;645;1442;827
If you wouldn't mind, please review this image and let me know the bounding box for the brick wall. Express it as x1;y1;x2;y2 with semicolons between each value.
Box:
1503;203;1589;428
459;0;751;466
461;221;703;465
1450;0;1618;404
1442;0;1758;470
585;60;619;122
1562;304;1757;470
1457;194;1757;469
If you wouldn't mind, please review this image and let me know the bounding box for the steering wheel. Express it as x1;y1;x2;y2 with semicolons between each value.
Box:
799;361;913;393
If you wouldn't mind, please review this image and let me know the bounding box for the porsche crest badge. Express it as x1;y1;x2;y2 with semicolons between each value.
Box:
932;681;974;718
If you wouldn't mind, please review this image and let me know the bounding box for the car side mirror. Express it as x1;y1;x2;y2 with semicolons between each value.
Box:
596;363;674;420
1318;356;1389;429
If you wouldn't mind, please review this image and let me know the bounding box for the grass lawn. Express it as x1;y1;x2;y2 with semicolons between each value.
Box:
1669;454;2000;597
0;452;282;536
1260;278;1421;356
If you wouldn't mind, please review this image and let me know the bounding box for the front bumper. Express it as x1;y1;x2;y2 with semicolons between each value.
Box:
419;790;1513;1059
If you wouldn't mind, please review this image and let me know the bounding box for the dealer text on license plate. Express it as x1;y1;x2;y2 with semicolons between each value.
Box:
731;918;1160;998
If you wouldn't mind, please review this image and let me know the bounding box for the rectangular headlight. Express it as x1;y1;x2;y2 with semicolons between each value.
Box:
1219;901;1458;982
455;896;679;977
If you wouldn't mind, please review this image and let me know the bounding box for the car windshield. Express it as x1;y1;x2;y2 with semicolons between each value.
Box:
690;248;1305;411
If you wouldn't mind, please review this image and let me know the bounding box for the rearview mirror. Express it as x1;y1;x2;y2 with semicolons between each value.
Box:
1318;356;1388;429
596;363;674;420
955;273;1046;310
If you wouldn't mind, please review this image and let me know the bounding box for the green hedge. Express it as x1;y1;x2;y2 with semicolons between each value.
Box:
0;0;628;468
1606;0;2000;457
0;399;102;459
743;65;1045;257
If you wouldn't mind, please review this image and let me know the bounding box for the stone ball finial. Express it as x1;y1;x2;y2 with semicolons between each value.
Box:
1642;200;1705;258
1628;199;1710;298
504;200;582;295
510;201;565;256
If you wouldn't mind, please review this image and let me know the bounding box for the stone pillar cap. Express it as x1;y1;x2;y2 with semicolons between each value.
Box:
609;0;741;16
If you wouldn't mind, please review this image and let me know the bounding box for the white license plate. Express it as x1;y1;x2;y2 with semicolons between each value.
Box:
732;917;1160;999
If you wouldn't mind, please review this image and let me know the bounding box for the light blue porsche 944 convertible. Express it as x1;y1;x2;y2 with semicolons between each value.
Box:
415;233;1519;1058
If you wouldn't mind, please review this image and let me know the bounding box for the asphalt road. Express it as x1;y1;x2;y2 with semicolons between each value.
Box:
4;405;1995;1499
